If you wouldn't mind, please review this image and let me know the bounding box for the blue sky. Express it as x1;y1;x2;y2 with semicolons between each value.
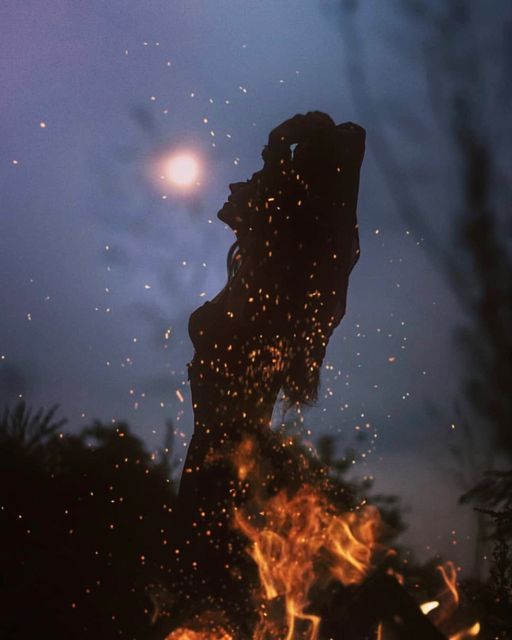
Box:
2;0;498;565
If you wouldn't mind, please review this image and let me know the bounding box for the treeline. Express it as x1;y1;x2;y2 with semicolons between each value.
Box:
1;401;510;638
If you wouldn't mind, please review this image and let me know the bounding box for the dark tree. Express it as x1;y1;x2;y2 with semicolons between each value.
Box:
0;402;177;640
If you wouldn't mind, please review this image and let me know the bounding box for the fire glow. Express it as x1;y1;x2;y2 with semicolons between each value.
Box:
167;440;480;640
166;629;232;640
235;486;381;640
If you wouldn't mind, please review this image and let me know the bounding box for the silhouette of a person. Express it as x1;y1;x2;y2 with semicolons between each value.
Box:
173;112;365;631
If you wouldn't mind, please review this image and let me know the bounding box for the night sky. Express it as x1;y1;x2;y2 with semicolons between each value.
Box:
1;1;494;566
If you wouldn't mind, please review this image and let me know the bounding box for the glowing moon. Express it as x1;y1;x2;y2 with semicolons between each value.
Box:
165;153;199;187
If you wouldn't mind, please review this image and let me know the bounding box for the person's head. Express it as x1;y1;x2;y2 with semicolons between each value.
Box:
218;174;262;279
217;174;262;235
218;113;364;236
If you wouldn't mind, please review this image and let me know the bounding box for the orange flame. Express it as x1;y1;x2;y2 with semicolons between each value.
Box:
428;560;461;629
450;622;481;640
438;561;460;610
418;561;479;640
234;485;381;640
165;627;233;640
236;437;257;482
166;438;479;640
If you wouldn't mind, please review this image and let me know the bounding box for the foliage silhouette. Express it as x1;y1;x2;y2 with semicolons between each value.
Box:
0;401;177;640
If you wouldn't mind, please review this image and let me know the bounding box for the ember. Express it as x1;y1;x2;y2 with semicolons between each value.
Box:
166;629;233;640
450;623;481;640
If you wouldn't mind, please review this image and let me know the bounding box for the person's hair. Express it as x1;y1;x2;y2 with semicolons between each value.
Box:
226;241;241;281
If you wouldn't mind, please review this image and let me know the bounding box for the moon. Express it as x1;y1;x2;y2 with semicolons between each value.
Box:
165;153;200;187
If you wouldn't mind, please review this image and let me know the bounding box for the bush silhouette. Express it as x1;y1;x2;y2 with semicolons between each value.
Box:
0;402;177;640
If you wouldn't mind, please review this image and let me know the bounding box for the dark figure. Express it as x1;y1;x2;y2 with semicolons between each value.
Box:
171;114;449;640
172;112;364;634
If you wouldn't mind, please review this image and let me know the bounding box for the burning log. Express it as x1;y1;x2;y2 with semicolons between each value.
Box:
317;573;448;640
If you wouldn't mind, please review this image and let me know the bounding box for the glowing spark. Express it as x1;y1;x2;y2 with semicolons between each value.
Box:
420;600;440;615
